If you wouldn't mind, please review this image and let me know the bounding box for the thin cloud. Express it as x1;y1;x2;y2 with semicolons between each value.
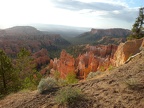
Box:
50;0;126;11
100;8;139;23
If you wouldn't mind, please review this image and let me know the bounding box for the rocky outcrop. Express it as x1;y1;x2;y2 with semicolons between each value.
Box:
50;45;117;79
114;38;144;66
50;38;144;79
90;28;131;37
50;50;75;78
76;45;117;79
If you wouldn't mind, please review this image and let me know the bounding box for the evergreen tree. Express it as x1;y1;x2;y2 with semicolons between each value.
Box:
0;50;18;95
15;48;41;90
128;7;144;39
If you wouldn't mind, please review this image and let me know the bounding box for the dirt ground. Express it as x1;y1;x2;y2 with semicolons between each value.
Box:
0;51;144;108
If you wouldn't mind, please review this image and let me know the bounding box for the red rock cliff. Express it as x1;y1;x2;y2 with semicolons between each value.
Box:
50;50;75;78
76;44;117;79
50;45;117;79
49;38;144;79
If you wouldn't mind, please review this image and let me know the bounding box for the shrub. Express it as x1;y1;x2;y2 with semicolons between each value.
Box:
53;71;60;81
65;72;78;84
55;87;83;105
57;79;67;87
0;93;4;99
37;77;57;94
108;65;114;71
56;72;79;87
23;77;35;90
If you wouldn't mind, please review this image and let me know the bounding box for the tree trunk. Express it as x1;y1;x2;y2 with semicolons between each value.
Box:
2;70;7;93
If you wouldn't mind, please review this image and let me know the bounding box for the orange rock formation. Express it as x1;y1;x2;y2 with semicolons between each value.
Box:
50;45;117;79
50;38;144;79
76;45;117;79
50;50;75;78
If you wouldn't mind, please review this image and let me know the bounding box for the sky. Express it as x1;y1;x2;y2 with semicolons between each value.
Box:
0;0;143;29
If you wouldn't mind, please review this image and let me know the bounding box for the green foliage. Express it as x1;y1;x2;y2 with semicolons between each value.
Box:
57;79;67;86
0;50;18;95
55;72;79;86
15;48;42;90
65;72;78;84
23;77;34;89
37;77;57;94
108;65;114;71
55;87;83;105
128;7;144;40
66;45;86;58
53;71;60;81
53;71;66;87
0;48;43;98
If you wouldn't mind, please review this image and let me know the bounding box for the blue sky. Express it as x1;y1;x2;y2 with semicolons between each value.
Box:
0;0;143;29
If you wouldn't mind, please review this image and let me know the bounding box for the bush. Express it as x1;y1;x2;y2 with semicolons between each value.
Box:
0;93;4;99
55;87;83;105
108;65;114;71
57;79;67;87
56;72;79;86
53;71;60;81
65;72;78;84
37;77;57;94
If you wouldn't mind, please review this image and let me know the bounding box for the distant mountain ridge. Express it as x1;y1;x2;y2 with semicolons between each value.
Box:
0;26;43;37
0;26;71;58
31;24;90;37
78;28;130;38
90;28;130;36
72;28;131;44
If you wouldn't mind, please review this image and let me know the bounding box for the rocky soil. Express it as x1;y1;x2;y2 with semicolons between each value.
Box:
0;51;144;108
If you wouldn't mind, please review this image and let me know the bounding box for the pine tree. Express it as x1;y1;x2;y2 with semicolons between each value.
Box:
0;50;17;94
128;7;144;39
15;48;41;90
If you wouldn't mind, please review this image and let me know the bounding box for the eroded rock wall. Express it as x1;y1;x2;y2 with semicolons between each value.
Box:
49;50;75;78
49;38;144;79
50;45;117;79
114;38;144;66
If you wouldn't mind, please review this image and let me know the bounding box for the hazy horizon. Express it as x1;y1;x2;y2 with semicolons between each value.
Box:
0;0;143;29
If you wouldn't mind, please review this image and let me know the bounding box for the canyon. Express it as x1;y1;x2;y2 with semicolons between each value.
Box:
50;38;144;79
0;26;70;58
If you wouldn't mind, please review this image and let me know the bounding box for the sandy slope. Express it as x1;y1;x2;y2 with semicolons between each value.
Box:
0;51;144;108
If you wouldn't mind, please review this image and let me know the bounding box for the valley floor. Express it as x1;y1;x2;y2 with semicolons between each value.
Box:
0;51;144;108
